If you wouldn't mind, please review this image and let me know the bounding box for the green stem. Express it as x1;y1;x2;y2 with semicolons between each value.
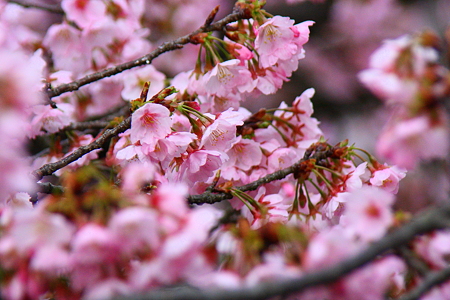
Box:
312;169;333;192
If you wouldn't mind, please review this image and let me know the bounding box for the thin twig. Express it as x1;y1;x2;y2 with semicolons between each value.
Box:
46;7;248;99
188;152;318;205
37;182;65;195
110;204;450;300
7;0;64;14
32;117;131;180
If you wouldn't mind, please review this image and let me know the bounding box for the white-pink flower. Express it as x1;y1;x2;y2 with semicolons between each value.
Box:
204;59;254;97
28;103;75;138
415;230;450;268
370;165;406;194
304;227;362;271
62;0;107;28
377;113;449;169
200;119;237;152
176;149;228;186
255;16;313;68
109;207;160;254
130;102;172;148
341;256;405;300
43;23;88;76
70;224;120;267
121;65;166;101
224;137;263;171
343;186;395;242
7;208;75;255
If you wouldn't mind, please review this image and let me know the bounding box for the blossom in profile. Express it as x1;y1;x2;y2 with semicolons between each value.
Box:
370;165;406;194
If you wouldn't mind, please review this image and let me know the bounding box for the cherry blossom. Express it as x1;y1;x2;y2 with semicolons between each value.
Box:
370;165;406;194
342;186;395;241
28;103;75;138
121;65;166;101
203;59;254;97
130;102;172;148
255;16;313;68
377;113;449;169
62;0;107;29
0;1;448;299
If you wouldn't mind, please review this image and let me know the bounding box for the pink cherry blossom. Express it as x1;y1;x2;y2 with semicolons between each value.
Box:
224;137;263;171
85;77;125;116
121;65;166;101
304;227;363;271
109;207;160;254
242;188;291;228
377;113;449;169
176;149;228;186
415;230;450;268
370;165;406;194
203;59;254;97
64;135;100;169
150;182;189;218
5;192;32;209
130;102;172;148
267;148;299;173
149;132;196;168
358;68;418;104
200;119;237;152
342;186;395;241
28;103;75;138
6;208;75;255
62;0;107;28
70;224;120;266
245;252;301;286
340;255;405;300
255;16;313;68
43;23;88;76
421;282;450;300
30;245;71;274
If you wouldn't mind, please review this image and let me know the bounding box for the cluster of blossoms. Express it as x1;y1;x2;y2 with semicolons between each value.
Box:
358;31;450;169
0;0;450;299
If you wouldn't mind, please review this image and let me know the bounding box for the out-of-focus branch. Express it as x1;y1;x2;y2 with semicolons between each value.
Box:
31;117;131;181
110;204;450;300
396;246;430;277
61;120;112;132
7;0;64;14
398;266;450;300
46;6;249;99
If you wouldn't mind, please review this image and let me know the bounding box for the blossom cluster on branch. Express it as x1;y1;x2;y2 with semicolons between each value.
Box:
0;0;450;300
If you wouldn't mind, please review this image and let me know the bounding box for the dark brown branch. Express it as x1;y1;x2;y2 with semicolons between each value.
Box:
111;204;450;300
32;117;131;180
188;161;300;204
398;266;450;300
7;0;64;14
37;182;65;195
188;151;318;205
46;7;248;99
